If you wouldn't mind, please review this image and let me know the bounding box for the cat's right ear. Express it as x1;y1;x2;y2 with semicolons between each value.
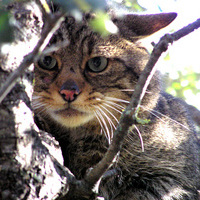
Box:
112;12;177;41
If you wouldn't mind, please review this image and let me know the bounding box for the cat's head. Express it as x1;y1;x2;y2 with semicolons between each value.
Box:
33;12;176;136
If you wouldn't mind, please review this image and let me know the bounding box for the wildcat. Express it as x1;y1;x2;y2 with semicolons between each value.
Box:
33;10;200;200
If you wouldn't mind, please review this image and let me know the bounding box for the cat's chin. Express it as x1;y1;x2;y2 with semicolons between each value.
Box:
51;108;95;128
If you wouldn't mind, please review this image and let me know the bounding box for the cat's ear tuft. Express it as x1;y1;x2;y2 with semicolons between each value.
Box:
112;12;177;41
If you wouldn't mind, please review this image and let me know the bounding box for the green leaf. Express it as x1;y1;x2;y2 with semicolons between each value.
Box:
52;0;117;36
89;11;118;37
0;10;14;43
136;117;151;125
134;107;151;125
89;12;109;37
172;82;181;90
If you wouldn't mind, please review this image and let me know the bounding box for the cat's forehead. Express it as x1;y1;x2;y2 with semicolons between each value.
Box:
51;16;137;60
50;15;127;51
51;16;96;46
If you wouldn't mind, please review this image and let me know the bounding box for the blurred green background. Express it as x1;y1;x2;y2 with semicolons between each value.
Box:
122;0;200;110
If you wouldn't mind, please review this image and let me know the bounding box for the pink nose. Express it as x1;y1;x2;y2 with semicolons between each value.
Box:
59;80;80;102
60;89;79;102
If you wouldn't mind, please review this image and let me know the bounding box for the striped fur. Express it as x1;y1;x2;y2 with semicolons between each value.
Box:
33;13;200;199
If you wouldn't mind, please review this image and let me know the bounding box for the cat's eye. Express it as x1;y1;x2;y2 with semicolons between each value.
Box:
38;55;58;70
86;57;108;73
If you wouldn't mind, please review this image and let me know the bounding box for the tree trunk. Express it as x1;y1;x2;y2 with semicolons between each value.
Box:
0;2;72;199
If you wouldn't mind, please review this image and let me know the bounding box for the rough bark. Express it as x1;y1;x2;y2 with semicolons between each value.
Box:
0;2;73;199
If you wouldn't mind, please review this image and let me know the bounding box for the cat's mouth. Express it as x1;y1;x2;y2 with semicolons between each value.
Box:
54;107;85;117
52;106;95;128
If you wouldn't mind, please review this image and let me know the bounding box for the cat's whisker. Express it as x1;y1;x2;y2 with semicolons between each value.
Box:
105;97;130;104
94;110;105;135
32;95;43;100
32;103;40;109
95;106;116;143
104;96;191;132
120;89;135;92
100;104;119;124
32;102;45;110
120;89;151;94
103;102;124;114
133;125;144;152
99;107;116;131
36;105;50;116
104;101;125;114
140;105;192;132
122;146;135;157
94;110;107;138
95;108;111;143
140;105;166;124
125;125;144;152
96;98;145;150
99;105;120;140
32;99;52;116
104;103;123;115
32;100;46;107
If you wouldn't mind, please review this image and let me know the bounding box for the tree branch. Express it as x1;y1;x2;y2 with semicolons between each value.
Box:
0;8;64;103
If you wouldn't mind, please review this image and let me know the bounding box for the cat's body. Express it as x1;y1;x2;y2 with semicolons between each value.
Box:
33;11;200;199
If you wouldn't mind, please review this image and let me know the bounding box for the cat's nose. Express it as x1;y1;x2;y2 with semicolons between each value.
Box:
59;80;80;102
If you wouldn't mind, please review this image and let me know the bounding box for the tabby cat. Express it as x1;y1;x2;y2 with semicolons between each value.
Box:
33;10;200;200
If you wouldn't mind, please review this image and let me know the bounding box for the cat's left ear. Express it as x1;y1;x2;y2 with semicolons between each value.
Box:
112;12;177;40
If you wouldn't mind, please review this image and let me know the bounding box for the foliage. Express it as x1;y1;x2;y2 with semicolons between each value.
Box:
0;9;14;43
165;67;200;107
53;0;113;36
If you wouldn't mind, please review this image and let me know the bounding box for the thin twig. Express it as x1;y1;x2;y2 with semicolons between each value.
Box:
81;17;200;191
171;18;200;41
0;12;64;104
